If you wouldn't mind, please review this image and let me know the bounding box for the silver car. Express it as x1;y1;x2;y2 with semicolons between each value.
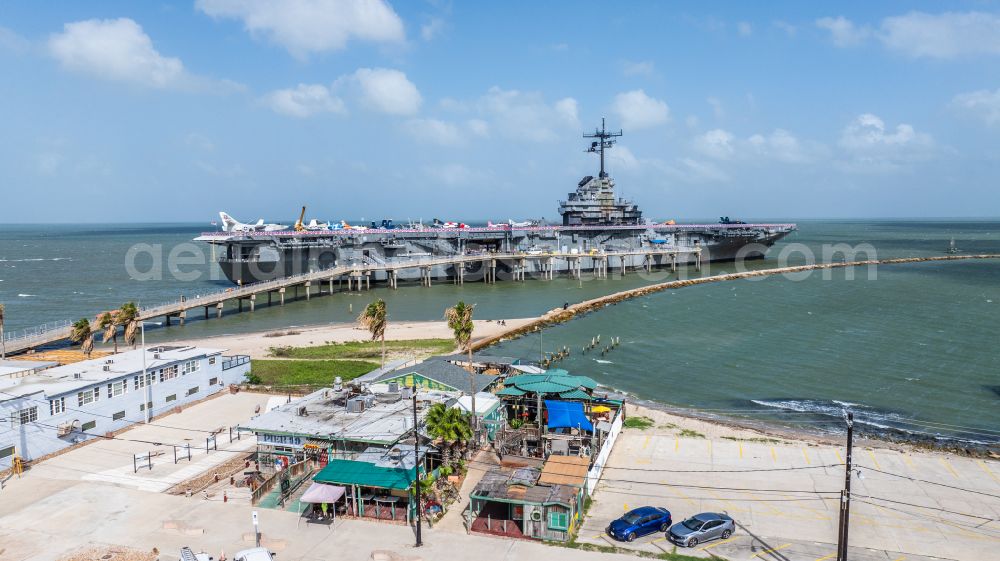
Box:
667;512;735;547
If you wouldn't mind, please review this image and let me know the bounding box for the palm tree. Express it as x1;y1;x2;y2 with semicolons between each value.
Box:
97;310;119;353
0;303;5;360
70;318;95;358
357;299;387;367
444;301;477;433
424;403;472;469
118;302;140;349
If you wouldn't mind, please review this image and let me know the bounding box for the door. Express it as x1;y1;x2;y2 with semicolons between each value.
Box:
639;514;658;536
702;520;723;540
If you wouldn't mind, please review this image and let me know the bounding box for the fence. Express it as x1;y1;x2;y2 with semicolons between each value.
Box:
585;406;623;496
251;459;313;506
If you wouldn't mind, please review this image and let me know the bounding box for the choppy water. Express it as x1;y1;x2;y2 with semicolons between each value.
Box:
1;221;999;445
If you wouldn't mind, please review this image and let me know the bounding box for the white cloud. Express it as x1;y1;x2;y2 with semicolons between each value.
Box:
706;97;724;120
421;17;445;41
48;18;185;88
747;129;819;164
879;11;1000;59
737;22;753;37
694;128;822;164
611;89;670;130
951;88;1000;126
816;16;870;47
839;113;933;169
694;129;736;160
608;145;640;172
424;163;483;186
478;87;580;142
196;0;404;58
671;158;730;183
350;68;422;115
773;20;797;37
466;119;490;137
0;25;29;53
622;60;655;77
265;83;346;117
402;118;462;146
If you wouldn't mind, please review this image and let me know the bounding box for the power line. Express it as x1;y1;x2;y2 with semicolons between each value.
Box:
859;493;998;523
856;464;1000;501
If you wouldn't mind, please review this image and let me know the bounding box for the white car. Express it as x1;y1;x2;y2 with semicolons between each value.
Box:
234;548;275;561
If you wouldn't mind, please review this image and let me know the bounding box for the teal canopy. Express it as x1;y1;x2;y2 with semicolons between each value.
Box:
313;459;418;491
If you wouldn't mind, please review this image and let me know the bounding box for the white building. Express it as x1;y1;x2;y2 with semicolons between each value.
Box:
0;345;250;468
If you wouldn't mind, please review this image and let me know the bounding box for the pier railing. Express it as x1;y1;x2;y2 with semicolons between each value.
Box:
3;248;699;355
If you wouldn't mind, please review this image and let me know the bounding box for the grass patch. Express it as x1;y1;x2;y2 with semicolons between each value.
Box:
247;359;378;387
658;422;678;429
269;338;455;360
678;429;705;438
623;416;655;430
721;436;782;444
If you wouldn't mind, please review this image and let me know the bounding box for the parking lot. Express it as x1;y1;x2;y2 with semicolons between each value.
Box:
577;429;1000;560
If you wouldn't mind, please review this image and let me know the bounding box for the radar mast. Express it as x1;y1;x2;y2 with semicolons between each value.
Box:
583;117;622;178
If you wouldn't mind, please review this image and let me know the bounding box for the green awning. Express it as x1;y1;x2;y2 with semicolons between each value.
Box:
497;386;527;396
558;389;593;400
313;459;418;491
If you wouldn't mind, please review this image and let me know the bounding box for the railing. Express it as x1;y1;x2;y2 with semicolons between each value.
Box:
251;459;313;506
3;320;72;343
222;355;250;370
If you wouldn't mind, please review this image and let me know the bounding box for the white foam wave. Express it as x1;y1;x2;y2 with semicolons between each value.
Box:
0;257;72;262
17;293;36;297
593;359;613;364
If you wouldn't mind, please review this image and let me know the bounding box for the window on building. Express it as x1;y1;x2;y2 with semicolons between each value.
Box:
77;388;99;406
165;394;177;403
50;397;66;416
14;406;38;425
81;420;97;431
159;365;178;383
186;386;199;396
139;401;153;412
182;360;200;375
108;380;127;398
548;509;569;531
0;445;14;460
208;377;218;386
134;374;145;390
209;357;216;365
112;410;126;421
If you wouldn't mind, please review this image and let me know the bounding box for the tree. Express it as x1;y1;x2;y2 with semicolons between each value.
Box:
118;302;140;349
0;303;5;360
424;403;472;469
97;310;119;353
357;299;387;367
70;318;95;358
444;301;477;434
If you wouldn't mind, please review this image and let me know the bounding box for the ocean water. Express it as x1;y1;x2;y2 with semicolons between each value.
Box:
1;220;998;445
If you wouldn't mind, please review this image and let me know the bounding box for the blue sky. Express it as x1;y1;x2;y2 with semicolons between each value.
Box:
2;1;999;223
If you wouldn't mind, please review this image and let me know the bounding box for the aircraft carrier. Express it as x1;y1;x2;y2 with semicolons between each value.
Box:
196;121;796;285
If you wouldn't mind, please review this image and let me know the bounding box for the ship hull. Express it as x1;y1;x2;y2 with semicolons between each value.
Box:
205;224;794;285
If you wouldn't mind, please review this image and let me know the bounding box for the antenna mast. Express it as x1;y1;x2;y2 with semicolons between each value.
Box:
583;117;622;178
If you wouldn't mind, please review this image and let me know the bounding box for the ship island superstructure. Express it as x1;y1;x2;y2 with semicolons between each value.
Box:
196;121;795;285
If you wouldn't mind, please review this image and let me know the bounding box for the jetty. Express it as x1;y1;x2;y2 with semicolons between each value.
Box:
2;247;700;355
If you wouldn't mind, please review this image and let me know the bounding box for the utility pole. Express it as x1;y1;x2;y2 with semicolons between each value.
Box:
412;384;423;547
836;411;854;561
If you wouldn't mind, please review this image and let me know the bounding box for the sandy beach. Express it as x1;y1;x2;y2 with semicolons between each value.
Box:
165;317;539;359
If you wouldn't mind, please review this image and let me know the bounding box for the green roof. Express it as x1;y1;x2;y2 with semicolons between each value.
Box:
558;389;593;400
313;459;418;491
497;386;527;396
501;371;598;395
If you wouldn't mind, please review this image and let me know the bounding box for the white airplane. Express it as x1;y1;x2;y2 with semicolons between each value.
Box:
219;212;288;233
487;221;508;228
509;219;535;228
303;219;332;231
441;221;467;229
341;220;367;231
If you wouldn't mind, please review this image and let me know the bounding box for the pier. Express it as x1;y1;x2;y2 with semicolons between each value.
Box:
2;248;699;355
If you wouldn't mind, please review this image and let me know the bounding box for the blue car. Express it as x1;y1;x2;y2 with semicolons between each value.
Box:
606;506;672;542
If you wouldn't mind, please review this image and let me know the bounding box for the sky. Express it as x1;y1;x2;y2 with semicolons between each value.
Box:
1;0;1000;223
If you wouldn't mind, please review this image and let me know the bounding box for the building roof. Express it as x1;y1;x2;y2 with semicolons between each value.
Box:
471;466;578;506
0;346;227;400
497;371;598;400
453;392;501;416
377;358;498;394
241;386;457;445
0;359;58;378
313;458;418;491
538;455;590;487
